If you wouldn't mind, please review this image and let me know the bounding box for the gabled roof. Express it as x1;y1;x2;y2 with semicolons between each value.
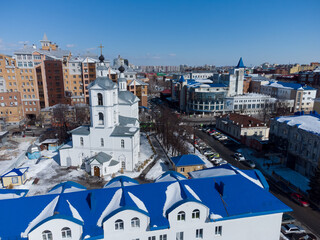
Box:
118;91;139;105
87;152;113;164
48;181;86;194
178;75;186;83
171;154;205;167
236;57;245;68
1;167;28;178
0;174;291;239
104;176;139;188
266;81;315;90
155;171;187;183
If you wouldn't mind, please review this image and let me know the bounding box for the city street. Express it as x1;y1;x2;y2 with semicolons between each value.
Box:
195;129;320;238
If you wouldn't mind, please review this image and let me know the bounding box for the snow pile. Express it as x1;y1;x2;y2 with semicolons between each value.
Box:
163;182;182;216
184;185;201;201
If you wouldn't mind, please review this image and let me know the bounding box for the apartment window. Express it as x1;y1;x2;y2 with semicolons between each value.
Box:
180;167;185;172
61;227;72;238
160;234;167;240
177;211;185;221
196;229;203;239
42;230;53;240
121;139;125;148
131;217;140;228
192;209;200;219
115;219;124;230
215;226;222;236
176;232;184;240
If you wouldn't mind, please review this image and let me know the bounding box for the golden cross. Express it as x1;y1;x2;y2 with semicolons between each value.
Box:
98;44;104;55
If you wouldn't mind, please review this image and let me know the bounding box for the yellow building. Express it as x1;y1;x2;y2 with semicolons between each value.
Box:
170;154;205;177
1;167;28;188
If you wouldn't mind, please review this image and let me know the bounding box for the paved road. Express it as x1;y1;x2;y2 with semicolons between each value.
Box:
195;129;320;238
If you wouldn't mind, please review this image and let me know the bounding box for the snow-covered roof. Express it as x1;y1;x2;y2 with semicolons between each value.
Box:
0;189;28;200
87;152;119;167
48;181;86;194
1;167;28;178
265;81;315;91
88;76;117;90
118;91;139;105
69;125;90;136
0;131;8;137
276;112;320;135
41;139;58;144
171;154;205;167
155;171;187;183
0;174;290;239
104;176;139;188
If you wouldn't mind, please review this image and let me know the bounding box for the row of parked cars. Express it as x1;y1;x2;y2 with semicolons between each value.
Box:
281;214;316;239
194;138;228;166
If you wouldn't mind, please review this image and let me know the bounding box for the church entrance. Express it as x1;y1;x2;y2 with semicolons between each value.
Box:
94;166;100;177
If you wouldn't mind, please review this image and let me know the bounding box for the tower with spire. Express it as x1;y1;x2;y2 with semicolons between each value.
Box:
40;33;57;51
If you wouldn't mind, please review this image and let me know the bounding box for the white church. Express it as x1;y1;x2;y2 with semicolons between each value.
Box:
59;55;140;177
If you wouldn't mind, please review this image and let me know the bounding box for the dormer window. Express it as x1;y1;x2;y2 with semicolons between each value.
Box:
192;209;200;219
42;230;52;240
115;219;124;230
177;211;185;221
98;93;103;105
131;217;140;228
61;227;72;238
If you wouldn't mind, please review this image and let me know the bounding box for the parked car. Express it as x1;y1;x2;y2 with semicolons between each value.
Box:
282;213;295;225
290;193;310;207
242;159;255;168
218;135;228;141
217;160;228;166
234;152;245;161
291;232;317;240
281;224;305;235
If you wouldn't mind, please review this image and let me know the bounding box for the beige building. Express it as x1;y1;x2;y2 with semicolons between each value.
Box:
216;113;269;141
170;154;205;177
1;167;28;188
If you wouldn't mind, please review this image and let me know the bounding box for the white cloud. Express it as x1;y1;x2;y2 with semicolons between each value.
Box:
168;53;176;57
66;44;75;48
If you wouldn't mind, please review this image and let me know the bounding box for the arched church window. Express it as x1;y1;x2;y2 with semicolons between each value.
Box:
80;137;84;146
99;112;104;125
42;230;52;240
98;93;103;106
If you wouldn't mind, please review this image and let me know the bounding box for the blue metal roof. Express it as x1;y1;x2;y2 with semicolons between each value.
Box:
269;81;315;90
0;189;29;199
155;171;187;182
48;181;87;194
236;57;245;68
178;75;186;83
171;154;205;167
0;174;291;239
104;176;139;188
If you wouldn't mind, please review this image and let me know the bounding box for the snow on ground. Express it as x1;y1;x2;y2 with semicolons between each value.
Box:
145;159;169;180
5;133;155;196
0;137;36;175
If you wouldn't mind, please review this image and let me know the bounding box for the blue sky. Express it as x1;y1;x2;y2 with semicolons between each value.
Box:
1;0;319;66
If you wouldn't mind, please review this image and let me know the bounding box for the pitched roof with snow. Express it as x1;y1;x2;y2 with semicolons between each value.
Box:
0;189;29;200
48;181;86;194
88;76;117;90
0;174;290;239
171;154;205;167
266;81;315;91
104;176;139;188
155;171;187;183
118;91;139;105
276;112;320;135
1;167;29;178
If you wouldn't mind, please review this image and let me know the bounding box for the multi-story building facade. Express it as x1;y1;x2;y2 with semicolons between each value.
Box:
270;111;320;178
0;172;290;240
128;78;148;107
82;57;98;103
260;81;317;113
0;92;24;125
216;113;269;149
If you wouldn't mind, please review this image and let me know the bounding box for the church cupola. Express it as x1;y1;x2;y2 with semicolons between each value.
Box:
118;65;127;91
